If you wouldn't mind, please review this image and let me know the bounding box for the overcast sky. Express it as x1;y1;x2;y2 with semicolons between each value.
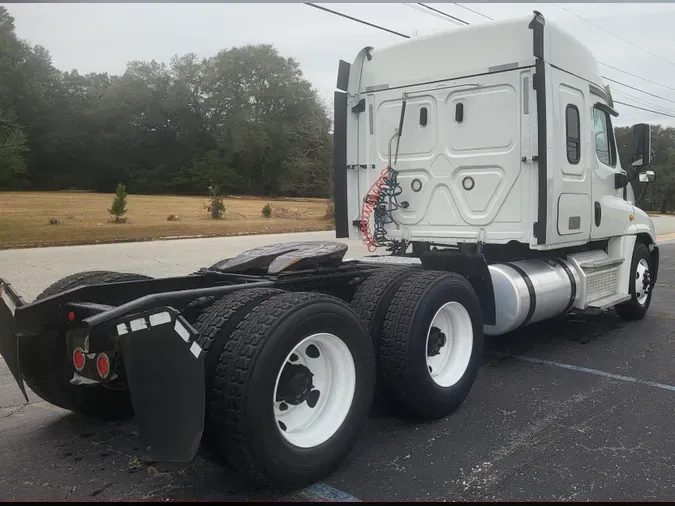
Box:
5;2;675;127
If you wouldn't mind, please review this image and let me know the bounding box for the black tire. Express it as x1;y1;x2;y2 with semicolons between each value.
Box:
19;271;152;420
193;287;284;439
350;267;419;356
208;291;375;490
379;270;483;420
615;241;654;321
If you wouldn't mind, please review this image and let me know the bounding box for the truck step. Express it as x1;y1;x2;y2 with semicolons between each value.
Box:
579;257;624;269
587;293;631;310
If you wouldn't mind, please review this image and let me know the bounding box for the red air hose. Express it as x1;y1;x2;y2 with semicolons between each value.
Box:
360;167;391;252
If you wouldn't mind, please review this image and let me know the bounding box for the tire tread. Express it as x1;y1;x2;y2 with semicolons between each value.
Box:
209;291;369;488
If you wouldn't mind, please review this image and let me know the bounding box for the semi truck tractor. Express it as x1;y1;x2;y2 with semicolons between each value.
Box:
0;11;659;491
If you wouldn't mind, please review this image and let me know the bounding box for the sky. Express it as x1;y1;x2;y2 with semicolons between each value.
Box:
5;2;675;127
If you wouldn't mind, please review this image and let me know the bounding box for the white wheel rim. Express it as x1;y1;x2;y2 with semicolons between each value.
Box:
635;258;651;305
425;302;474;388
273;333;356;448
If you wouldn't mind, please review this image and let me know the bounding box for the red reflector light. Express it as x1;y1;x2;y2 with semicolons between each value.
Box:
68;311;75;322
96;353;110;379
73;348;85;371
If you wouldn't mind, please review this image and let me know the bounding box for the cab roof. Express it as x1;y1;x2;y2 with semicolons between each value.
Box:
351;12;604;94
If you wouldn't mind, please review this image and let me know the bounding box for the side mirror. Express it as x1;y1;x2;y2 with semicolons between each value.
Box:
639;170;656;183
632;123;652;168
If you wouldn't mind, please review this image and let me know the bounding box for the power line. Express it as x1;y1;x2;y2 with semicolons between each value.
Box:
453;3;494;21
437;6;675;102
417;3;469;26
445;4;675;94
603;76;675;106
614;101;675;119
305;4;675;121
612;89;675;117
554;4;675;69
407;3;675;95
305;3;410;39
403;3;461;26
598;62;675;94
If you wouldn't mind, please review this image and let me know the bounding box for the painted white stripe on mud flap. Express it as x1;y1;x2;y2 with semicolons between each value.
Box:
116;323;129;336
304;483;360;502
503;354;675;393
149;311;171;327
189;341;202;359
129;318;147;332
174;320;190;343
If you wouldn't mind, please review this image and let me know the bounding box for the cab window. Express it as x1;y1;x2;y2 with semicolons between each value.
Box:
565;104;580;164
593;107;617;167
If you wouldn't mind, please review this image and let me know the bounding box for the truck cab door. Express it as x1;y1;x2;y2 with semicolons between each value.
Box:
590;103;632;239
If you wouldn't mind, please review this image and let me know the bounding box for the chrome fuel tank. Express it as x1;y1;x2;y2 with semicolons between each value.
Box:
484;257;580;336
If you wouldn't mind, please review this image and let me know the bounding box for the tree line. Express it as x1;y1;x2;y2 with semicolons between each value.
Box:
1;6;674;211
0;7;332;198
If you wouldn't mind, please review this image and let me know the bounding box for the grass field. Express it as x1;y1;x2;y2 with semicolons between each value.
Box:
0;191;334;249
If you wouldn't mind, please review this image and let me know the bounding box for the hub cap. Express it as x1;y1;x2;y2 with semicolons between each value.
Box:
635;258;651;305
273;333;356;448
425;302;474;388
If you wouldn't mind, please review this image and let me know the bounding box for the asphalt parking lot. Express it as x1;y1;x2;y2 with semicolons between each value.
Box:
1;241;675;501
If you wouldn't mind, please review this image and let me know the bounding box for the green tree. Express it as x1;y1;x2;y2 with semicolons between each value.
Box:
0;119;28;187
109;183;128;222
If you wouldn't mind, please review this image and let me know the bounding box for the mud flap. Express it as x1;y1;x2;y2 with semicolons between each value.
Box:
0;280;28;402
116;307;205;463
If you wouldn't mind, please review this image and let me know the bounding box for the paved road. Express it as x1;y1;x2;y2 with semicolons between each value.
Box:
2;232;675;501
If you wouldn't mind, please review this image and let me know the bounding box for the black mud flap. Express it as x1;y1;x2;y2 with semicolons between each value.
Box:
116;306;205;463
0;280;28;402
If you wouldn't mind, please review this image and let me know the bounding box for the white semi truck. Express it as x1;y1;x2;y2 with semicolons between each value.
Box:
0;11;659;491
334;10;659;331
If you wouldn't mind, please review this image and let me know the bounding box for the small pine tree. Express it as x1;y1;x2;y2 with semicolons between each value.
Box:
109;183;128;223
262;204;272;218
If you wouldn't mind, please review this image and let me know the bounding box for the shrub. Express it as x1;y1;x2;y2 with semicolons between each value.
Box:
167;214;180;221
109;183;128;223
206;184;226;219
48;218;64;225
261;204;272;218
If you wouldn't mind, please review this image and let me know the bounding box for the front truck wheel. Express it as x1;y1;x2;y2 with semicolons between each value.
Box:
207;291;375;490
615;241;654;321
19;271;152;420
379;270;484;420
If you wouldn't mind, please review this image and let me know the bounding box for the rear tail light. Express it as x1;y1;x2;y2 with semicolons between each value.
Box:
73;348;86;371
96;353;110;379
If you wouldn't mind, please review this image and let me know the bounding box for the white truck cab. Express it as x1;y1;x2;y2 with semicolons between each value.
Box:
333;11;659;334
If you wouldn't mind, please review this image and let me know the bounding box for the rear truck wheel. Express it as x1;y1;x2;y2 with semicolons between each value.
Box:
207;291;375;490
19;271;152;420
379;270;483;420
350;267;418;355
350;267;419;403
615;242;654;321
193;287;284;440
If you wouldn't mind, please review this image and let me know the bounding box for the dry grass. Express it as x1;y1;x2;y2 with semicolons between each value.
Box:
0;191;334;249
